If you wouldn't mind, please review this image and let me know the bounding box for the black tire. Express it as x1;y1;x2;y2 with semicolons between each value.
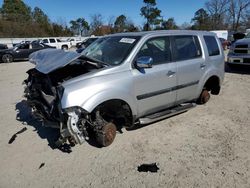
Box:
2;54;13;63
96;122;117;147
62;45;68;50
197;89;210;104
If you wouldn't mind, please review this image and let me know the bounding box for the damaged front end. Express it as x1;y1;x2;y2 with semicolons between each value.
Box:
23;49;107;147
24;68;91;146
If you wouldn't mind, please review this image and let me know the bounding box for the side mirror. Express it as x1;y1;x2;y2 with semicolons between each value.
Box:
135;56;153;68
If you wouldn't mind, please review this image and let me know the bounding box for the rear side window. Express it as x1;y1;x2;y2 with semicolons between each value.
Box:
49;39;56;43
204;36;220;56
173;35;202;61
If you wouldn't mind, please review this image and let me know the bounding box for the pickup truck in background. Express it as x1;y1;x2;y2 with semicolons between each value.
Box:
42;38;71;50
67;38;83;47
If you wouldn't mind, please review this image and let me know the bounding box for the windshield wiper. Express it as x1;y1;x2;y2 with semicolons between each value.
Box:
80;54;109;68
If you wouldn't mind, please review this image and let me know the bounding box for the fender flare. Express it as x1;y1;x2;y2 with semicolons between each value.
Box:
80;89;137;117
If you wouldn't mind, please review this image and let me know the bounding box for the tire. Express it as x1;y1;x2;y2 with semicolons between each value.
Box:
197;89;210;104
2;54;13;63
62;45;68;50
96;122;117;147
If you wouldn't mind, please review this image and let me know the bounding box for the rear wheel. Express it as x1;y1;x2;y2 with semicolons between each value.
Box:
2;54;13;63
96;122;117;147
62;45;68;50
197;89;210;104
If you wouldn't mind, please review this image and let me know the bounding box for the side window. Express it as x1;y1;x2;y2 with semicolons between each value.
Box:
173;35;202;61
42;39;48;43
57;39;61;42
49;39;56;43
204;36;220;56
137;37;171;65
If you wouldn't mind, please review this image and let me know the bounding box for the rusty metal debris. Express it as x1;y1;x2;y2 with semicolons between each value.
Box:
137;163;159;173
8;127;27;144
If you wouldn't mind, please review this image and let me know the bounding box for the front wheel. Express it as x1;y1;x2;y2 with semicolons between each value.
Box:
2;54;13;63
96;122;117;147
197;89;210;104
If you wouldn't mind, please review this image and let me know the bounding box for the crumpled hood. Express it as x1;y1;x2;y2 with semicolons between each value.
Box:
29;49;82;74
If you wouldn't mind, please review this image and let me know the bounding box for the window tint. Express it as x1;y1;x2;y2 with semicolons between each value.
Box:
204;36;220;56
42;39;48;43
57;39;61;42
137;37;171;65
173;35;202;61
49;39;56;43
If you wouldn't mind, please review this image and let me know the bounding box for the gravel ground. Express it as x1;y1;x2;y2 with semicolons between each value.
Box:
0;61;250;188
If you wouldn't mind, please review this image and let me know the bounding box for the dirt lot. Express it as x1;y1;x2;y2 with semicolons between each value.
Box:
0;61;250;188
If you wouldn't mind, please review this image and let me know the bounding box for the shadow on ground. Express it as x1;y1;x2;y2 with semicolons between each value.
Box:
15;100;102;150
225;62;250;75
15;100;62;151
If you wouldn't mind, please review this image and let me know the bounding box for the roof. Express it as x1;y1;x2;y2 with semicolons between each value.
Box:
109;30;215;37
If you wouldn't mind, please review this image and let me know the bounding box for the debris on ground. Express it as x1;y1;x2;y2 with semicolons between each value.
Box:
38;163;45;169
8;127;27;144
137;163;159;173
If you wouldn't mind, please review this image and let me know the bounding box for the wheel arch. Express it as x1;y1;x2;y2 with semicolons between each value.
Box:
203;75;221;95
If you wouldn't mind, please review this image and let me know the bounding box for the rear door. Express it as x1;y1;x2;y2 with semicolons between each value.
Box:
172;35;204;103
132;36;177;117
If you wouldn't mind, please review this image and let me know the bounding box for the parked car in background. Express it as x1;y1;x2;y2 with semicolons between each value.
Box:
67;38;82;46
219;38;231;50
0;42;55;63
227;32;250;66
0;43;8;50
76;37;99;53
42;38;71;50
24;30;224;147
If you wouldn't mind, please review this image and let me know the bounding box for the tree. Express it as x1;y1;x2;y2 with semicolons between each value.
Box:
70;18;89;36
1;0;32;22
205;0;229;30
114;14;127;32
162;18;178;30
192;8;211;30
140;0;162;30
90;14;104;35
228;0;250;31
32;7;51;34
180;22;192;30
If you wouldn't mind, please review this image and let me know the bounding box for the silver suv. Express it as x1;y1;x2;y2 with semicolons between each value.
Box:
24;30;224;147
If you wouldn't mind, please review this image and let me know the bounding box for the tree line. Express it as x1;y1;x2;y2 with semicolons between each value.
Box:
0;0;249;38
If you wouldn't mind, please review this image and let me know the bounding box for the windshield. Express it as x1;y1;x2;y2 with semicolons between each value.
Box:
82;36;140;65
245;32;250;38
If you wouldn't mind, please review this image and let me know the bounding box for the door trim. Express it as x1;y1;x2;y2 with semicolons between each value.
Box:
136;80;199;100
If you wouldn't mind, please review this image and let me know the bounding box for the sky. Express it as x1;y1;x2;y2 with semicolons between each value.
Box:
0;0;208;26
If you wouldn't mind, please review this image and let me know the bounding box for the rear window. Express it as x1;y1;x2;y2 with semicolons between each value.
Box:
204;36;220;56
173;35;202;61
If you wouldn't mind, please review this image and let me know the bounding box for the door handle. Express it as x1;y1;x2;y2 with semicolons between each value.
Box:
166;70;176;77
200;63;206;69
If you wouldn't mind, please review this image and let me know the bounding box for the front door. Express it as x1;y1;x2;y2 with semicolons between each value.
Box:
132;36;177;117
